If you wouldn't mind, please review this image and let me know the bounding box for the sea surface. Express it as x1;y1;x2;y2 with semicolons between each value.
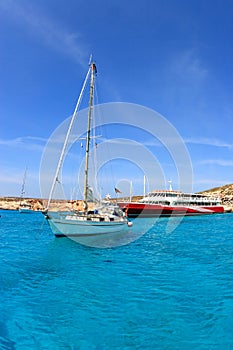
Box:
0;210;233;350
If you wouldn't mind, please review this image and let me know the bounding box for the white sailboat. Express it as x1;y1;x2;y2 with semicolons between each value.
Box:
43;61;131;239
19;168;33;213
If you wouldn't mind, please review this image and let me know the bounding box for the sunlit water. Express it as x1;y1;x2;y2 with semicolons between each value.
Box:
0;210;233;349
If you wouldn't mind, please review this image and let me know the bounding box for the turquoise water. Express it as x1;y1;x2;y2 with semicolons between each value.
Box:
0;210;233;349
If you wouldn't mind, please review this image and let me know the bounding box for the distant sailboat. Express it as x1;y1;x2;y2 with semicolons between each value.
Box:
43;61;131;239
19;168;33;213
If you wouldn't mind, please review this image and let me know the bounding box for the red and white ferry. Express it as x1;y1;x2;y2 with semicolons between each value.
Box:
118;189;224;218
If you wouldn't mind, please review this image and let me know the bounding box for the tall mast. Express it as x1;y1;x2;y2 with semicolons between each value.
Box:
20;167;27;204
83;63;96;212
143;174;146;197
130;180;133;203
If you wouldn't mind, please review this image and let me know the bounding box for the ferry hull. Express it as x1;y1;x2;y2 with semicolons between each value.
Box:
118;202;224;218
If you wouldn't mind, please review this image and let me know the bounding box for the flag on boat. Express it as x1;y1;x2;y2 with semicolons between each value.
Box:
115;187;122;194
87;187;97;202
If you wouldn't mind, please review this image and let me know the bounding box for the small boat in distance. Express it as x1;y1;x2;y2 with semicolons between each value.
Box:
43;61;131;238
118;182;224;217
19;203;33;213
19;168;33;213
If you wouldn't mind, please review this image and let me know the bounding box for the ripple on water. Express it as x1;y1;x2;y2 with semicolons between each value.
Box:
0;211;233;349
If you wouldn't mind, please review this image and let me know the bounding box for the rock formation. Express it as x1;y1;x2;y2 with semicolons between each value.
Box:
0;183;233;212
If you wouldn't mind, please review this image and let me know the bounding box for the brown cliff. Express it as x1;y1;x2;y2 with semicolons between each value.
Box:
0;183;233;212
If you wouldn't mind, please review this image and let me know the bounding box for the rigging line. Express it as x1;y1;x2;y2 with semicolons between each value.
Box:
92;77;101;201
93;78;106;201
46;66;91;210
92;89;107;198
100;112;117;199
20;167;27;198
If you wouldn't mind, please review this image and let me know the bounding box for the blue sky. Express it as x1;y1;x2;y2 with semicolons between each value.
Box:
0;0;233;198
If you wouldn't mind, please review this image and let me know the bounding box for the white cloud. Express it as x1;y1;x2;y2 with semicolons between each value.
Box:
198;159;233;167
184;136;233;149
170;49;208;85
0;136;46;151
0;0;88;66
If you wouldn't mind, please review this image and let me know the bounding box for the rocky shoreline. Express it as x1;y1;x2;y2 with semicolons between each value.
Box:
0;197;86;212
0;183;233;213
199;183;233;213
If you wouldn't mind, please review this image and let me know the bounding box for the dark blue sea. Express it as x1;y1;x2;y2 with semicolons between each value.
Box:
0;210;233;349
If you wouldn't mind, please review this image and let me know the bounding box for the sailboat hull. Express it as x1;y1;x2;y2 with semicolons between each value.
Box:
19;208;33;213
45;212;128;238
